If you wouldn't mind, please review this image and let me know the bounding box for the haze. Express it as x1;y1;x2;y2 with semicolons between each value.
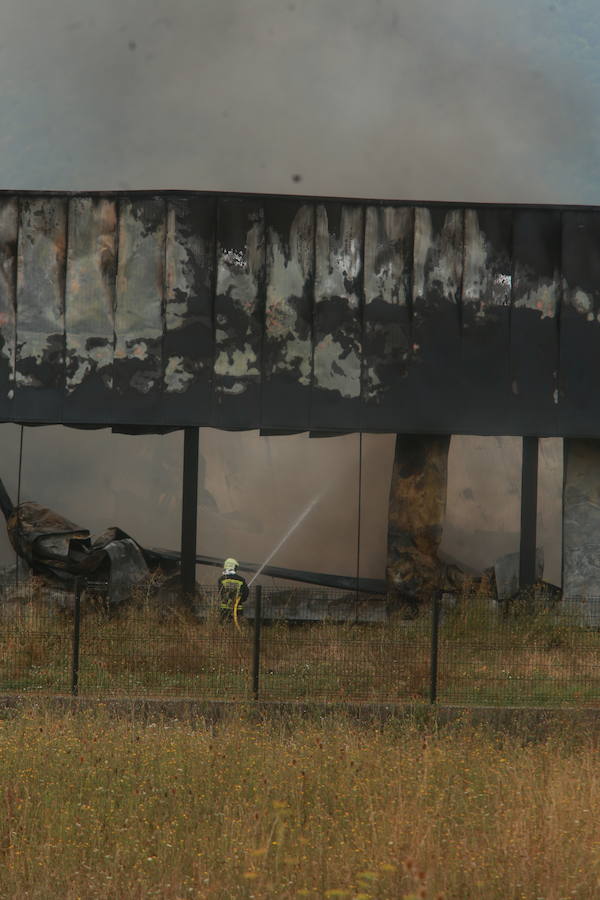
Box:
0;0;592;585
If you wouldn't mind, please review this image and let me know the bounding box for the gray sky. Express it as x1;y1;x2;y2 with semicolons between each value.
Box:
0;0;598;201
0;0;589;582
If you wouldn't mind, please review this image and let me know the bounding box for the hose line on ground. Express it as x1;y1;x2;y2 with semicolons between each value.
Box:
233;593;242;633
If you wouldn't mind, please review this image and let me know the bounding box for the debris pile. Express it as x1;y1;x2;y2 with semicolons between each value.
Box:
0;478;176;605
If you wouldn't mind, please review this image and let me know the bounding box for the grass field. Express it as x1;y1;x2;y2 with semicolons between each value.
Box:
0;704;598;899
0;584;598;706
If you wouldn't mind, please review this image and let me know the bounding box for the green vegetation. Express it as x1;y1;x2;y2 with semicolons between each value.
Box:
0;705;598;899
0;582;598;706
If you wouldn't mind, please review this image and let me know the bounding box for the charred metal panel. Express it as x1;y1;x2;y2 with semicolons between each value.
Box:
164;196;216;423
113;197;166;422
362;205;412;431
63;197;117;423
5;191;600;435
510;209;561;434
312;203;363;430
0;198;18;420
15;197;67;421
458;208;512;431
560;211;600;435
213;198;265;428
409;207;463;431
562;438;600;625
262;199;314;430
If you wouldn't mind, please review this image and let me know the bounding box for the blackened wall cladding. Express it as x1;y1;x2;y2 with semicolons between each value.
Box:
1;190;600;436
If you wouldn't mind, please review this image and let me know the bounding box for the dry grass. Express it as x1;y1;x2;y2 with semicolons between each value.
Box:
0;582;599;705
0;704;598;899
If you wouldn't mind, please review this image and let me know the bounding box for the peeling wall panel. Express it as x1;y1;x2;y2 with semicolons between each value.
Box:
560;211;600;434
213;198;265;428
362;205;412;431
457;208;513;431
63;197;117;423
312;203;363;430
3;190;600;435
0;199;18;420
408;207;463;431
113;197;166;422
262;199;314;430
510;209;561;434
15;197;67;421
163;196;216;424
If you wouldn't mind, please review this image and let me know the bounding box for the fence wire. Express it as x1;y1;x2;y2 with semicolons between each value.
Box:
0;582;598;706
437;594;600;706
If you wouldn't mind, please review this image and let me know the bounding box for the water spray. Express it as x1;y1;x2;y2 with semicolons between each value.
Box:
248;492;323;587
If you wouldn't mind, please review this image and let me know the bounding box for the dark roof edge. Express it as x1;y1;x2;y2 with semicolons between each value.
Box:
0;188;598;214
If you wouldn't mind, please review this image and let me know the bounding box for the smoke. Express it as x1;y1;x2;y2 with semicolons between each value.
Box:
0;426;395;582
441;437;563;585
0;0;596;201
0;426;563;586
0;0;590;581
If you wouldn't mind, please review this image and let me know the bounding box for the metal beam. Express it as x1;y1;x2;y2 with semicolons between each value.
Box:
519;436;539;587
180;427;199;599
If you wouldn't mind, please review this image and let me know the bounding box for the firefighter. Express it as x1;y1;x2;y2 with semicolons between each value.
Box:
218;558;249;621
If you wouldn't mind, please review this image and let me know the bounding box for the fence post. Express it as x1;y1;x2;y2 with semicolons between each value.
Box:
71;577;82;697
429;590;441;704
252;585;262;700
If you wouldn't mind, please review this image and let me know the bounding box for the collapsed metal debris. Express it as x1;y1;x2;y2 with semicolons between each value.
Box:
0;477;177;604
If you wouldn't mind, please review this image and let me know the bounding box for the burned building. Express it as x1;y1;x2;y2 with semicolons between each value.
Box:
0;191;599;617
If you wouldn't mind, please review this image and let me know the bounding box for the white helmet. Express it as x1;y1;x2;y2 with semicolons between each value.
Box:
223;557;239;573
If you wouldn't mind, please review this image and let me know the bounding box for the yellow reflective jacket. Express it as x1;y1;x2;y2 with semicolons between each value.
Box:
218;573;249;610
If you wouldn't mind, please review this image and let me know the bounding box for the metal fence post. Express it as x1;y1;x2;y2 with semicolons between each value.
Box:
252;585;262;700
71;578;82;697
429;590;441;704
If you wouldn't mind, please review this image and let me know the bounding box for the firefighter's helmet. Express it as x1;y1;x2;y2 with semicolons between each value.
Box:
223;557;239;573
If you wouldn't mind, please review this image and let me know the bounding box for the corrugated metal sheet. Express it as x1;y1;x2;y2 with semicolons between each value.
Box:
1;190;599;435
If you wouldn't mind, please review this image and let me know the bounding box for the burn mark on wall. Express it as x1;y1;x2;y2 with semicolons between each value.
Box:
510;209;561;433
163;196;216;423
64;197;117;421
15;197;67;421
214;198;265;427
409;207;463;431
362;205;412;423
114;197;166;421
312;203;363;430
458;207;513;431
560;211;600;434
0;198;18;420
262;200;314;429
1;190;600;435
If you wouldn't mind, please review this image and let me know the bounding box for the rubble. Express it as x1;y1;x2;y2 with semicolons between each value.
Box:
494;548;544;601
0;477;176;606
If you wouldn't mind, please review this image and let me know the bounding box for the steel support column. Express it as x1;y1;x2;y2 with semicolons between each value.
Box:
181;427;200;600
519;436;539;588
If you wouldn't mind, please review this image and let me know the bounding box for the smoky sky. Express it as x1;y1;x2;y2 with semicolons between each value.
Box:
0;0;587;584
0;0;598;201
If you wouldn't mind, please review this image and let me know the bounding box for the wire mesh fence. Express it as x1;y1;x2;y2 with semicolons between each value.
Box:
437;593;600;706
0;580;598;706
